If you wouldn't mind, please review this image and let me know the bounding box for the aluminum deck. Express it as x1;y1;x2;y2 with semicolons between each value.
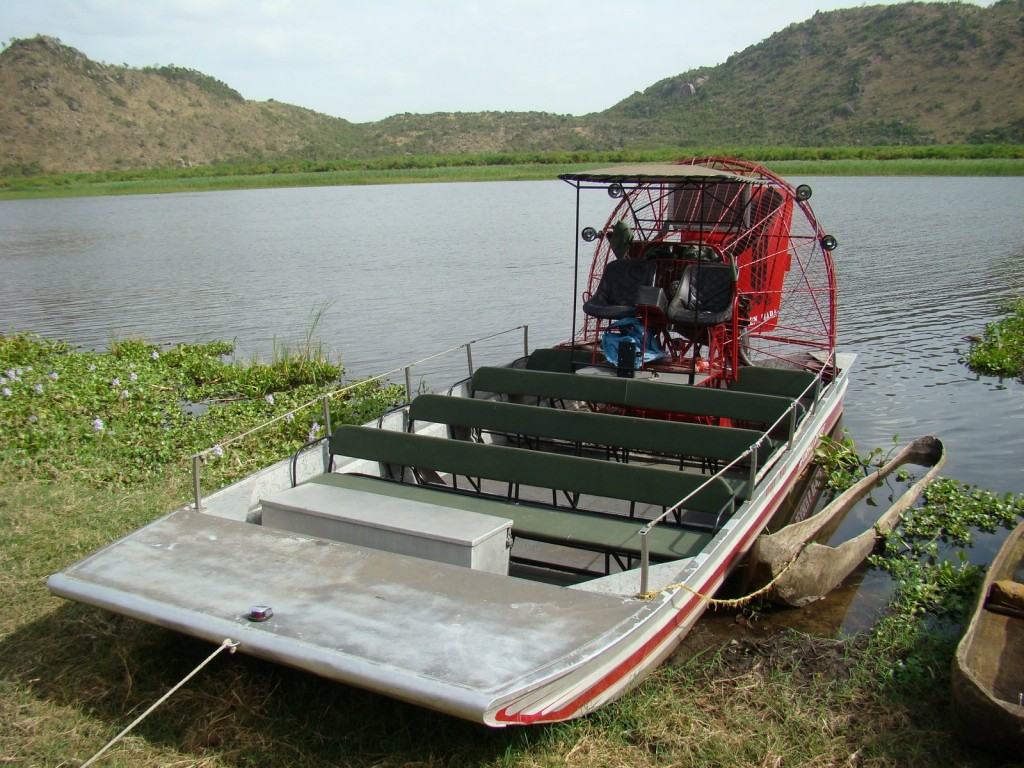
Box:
47;507;646;719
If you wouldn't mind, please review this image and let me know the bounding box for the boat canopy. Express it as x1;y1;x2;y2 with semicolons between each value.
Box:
559;163;755;186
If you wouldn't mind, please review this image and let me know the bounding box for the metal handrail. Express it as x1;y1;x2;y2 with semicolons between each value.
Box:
189;324;530;510
637;354;837;594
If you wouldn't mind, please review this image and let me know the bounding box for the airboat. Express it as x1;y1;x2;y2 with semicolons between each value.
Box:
48;158;853;726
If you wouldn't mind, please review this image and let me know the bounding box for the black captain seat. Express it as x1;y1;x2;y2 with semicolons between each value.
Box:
665;262;737;327
583;259;658;320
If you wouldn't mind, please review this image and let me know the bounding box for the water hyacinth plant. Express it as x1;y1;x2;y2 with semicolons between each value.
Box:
0;332;404;488
964;296;1024;379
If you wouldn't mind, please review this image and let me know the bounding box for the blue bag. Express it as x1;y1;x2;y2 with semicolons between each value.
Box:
601;318;666;369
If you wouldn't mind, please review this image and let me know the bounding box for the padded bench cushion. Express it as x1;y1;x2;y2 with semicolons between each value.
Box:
329;425;739;516
307;473;712;562
409;393;777;468
473;366;630;405
730;366;819;399
471;366;800;431
525;347;595;373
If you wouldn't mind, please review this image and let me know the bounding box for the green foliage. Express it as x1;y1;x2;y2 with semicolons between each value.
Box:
964;296;1024;378
814;432;1024;697
2;150;1023;200
813;430;897;491
864;477;1024;691
0;332;403;488
141;64;244;102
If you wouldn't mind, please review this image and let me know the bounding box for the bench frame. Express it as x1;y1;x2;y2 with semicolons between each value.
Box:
408;393;774;499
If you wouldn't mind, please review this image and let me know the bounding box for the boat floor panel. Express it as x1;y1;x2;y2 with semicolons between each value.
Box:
49;509;646;692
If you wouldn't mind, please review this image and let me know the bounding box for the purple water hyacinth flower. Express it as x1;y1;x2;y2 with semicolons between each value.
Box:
92;417;104;431
265;393;275;405
49;371;58;381
29;415;38;423
111;377;120;387
151;350;159;360
6;370;16;381
2;387;11;397
285;412;294;422
89;364;97;372
130;372;138;381
120;390;130;399
34;383;44;394
308;421;321;442
0;377;6;386
212;444;224;457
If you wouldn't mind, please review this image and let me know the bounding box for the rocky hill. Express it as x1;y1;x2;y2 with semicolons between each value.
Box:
0;36;366;174
1;1;1021;174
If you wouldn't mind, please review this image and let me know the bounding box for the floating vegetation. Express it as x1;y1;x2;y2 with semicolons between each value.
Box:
813;430;900;492
870;478;1024;618
964;296;1024;379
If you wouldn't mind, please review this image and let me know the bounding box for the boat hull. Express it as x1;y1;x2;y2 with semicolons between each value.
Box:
951;520;1024;754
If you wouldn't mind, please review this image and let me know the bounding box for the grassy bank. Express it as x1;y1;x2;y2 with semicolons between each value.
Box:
2;146;1023;200
2;333;1023;766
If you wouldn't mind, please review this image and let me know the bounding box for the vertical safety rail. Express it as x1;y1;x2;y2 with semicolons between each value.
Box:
321;396;332;435
638;447;758;595
192;455;203;511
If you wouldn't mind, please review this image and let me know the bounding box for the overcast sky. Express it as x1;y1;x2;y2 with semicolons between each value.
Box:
1;0;996;123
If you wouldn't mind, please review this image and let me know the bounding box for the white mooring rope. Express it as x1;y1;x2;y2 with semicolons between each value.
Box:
79;638;239;768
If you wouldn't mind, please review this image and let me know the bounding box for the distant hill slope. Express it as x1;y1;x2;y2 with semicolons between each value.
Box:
1;1;1021;174
0;35;366;173
593;0;1024;146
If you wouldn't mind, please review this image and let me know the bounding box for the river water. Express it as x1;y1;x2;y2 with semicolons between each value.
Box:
2;176;1023;630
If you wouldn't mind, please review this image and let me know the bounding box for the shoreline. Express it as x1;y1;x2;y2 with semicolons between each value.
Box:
2;156;1023;201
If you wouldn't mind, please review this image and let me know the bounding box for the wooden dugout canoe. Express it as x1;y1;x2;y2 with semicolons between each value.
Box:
746;435;946;607
951;519;1024;754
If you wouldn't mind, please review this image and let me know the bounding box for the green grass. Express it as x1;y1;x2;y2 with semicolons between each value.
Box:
2;146;1023;200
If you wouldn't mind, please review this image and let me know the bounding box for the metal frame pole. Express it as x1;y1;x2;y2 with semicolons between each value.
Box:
192;455;203;510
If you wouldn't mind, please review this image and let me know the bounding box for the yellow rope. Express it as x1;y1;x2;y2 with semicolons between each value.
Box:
638;543;807;606
79;638;239;768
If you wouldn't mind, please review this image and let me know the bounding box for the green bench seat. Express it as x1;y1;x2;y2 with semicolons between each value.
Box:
471;366;802;434
408;394;777;498
730;365;819;399
525;347;595;373
307;472;713;564
473;365;630;406
329;424;740;518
